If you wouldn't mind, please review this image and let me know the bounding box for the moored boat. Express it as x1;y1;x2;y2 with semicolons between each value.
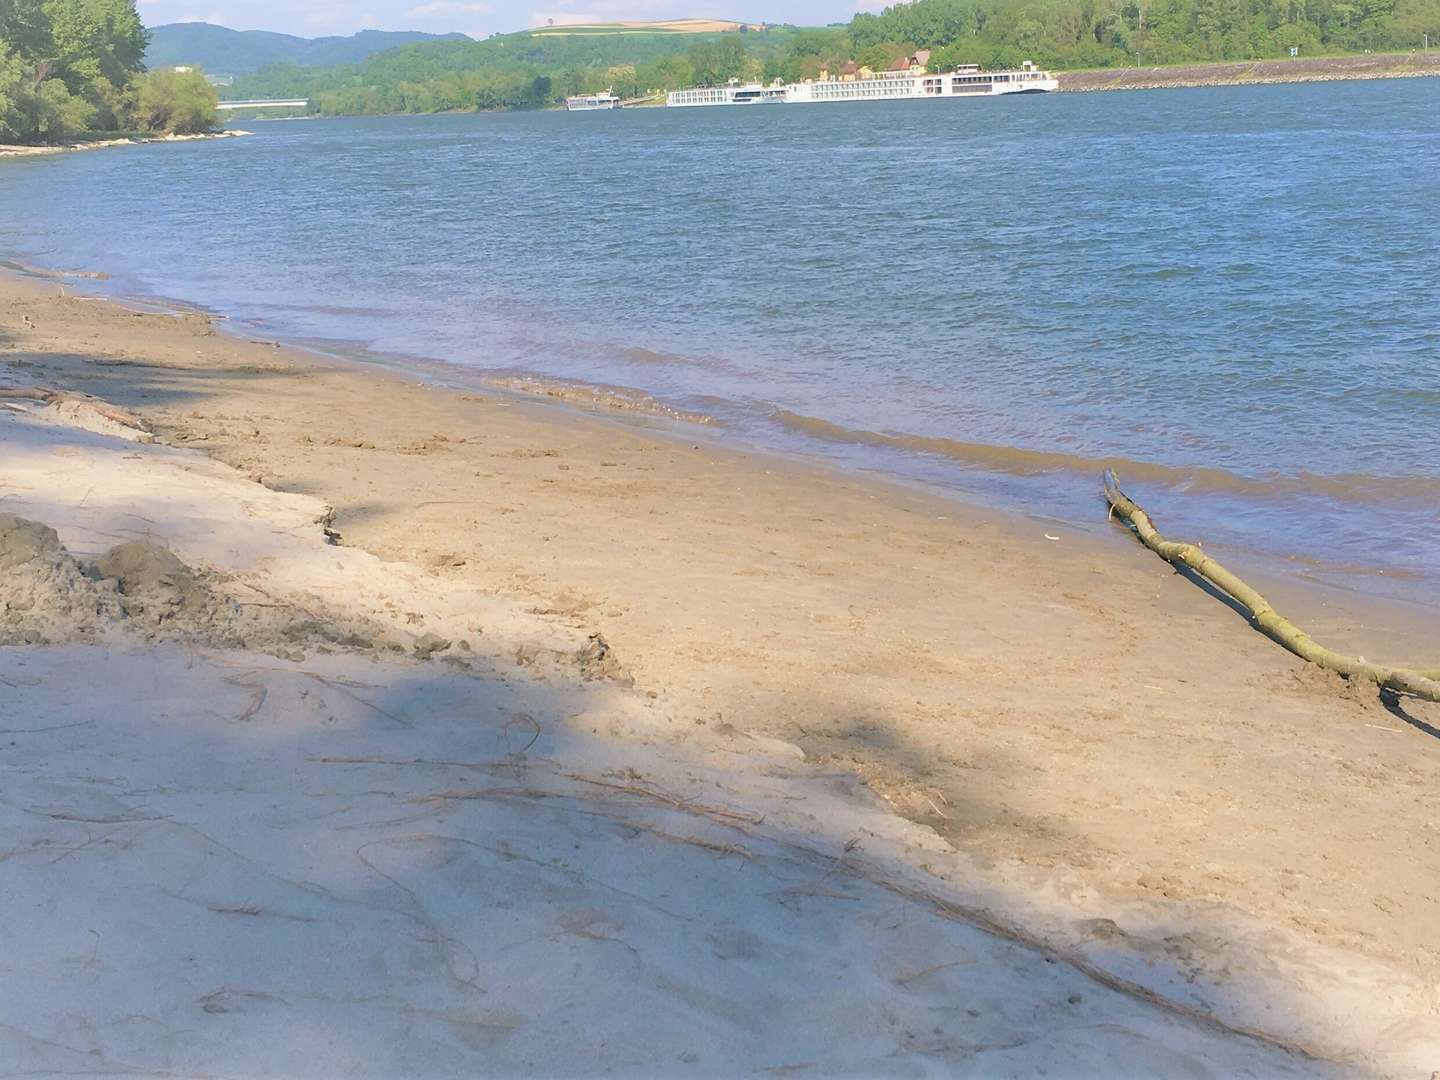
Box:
666;59;1057;108
566;92;622;111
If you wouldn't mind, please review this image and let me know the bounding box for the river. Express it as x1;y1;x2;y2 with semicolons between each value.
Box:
3;77;1437;602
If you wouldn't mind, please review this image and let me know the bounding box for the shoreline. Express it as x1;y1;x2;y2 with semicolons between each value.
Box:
1058;49;1440;91
4;268;1440;1069
201;51;1440;124
0;129;252;159
5;250;1434;624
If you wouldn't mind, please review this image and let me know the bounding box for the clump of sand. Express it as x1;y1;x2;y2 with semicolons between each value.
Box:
0;513;373;655
0;513;122;644
96;539;224;632
577;630;633;685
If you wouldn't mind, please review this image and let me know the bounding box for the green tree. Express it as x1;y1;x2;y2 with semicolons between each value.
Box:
0;0;52;64
0;43;31;140
43;0;148;90
687;34;749;84
0;0;151;139
135;66;218;133
30;73;96;134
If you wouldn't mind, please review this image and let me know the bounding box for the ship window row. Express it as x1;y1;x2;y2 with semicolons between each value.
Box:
815;83;909;97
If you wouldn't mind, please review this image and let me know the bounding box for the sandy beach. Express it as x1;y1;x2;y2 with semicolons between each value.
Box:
2;269;1438;1074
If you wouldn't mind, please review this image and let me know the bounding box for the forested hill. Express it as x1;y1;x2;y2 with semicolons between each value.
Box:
227;26;804;110
145;23;469;76
226;0;1439;114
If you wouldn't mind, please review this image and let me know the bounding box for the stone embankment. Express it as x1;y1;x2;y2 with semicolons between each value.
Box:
1060;50;1440;91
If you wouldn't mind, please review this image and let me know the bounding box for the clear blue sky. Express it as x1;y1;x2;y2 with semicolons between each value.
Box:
138;0;872;39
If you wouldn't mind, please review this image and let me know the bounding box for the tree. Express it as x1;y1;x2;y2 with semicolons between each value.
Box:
30;74;96;134
0;0;154;139
0;43;31;141
687;34;749;84
0;0;52;64
135;66;218;133
43;0;148;91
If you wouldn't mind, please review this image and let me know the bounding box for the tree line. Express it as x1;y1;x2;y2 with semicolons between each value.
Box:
844;0;1438;69
1;0;218;143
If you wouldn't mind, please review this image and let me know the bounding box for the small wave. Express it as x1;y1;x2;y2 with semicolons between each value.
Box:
770;409;1440;506
485;373;716;425
618;346;694;367
0;259;110;281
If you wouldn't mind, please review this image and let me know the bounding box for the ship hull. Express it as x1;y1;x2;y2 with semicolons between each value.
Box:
565;96;621;111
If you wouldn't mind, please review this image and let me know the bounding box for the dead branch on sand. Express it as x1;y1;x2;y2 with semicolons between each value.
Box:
0;385;153;436
1103;470;1440;703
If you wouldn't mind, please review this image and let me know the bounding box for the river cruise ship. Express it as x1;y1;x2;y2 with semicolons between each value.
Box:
565;91;621;111
667;61;1057;107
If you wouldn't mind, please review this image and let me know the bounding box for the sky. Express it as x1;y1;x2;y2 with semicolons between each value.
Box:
136;0;873;39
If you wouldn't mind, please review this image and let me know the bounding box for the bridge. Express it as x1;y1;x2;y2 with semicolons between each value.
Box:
215;99;309;112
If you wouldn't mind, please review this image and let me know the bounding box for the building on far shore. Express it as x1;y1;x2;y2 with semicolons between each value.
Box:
821;51;934;84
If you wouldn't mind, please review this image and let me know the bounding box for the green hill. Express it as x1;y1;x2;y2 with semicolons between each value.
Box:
226;24;803;110
144;23;469;76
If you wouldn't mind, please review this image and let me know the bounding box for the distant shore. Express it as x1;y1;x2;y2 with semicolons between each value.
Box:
1060;49;1440;91
0;129;251;159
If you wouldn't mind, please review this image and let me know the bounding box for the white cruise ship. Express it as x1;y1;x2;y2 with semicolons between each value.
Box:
565;91;621;111
667;60;1057;108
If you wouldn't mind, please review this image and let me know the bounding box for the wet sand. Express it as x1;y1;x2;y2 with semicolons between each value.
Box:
3;269;1439;1072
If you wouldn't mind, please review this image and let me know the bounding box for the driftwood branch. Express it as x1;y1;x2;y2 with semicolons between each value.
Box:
1103;470;1440;703
0;386;153;436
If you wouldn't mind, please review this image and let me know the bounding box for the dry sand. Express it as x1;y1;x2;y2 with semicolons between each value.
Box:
2;271;1438;1075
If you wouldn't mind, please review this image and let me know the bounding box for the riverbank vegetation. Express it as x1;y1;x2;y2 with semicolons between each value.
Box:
0;0;217;143
221;0;1439;115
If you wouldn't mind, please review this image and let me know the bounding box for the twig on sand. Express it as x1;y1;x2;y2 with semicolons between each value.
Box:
866;870;1331;1064
1103;470;1440;703
0;719;97;734
302;672;412;727
893;959;977;985
311;754;525;771
227;580;328;624
567;773;764;826
236;684;268;722
501;711;542;759
625;822;758;863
